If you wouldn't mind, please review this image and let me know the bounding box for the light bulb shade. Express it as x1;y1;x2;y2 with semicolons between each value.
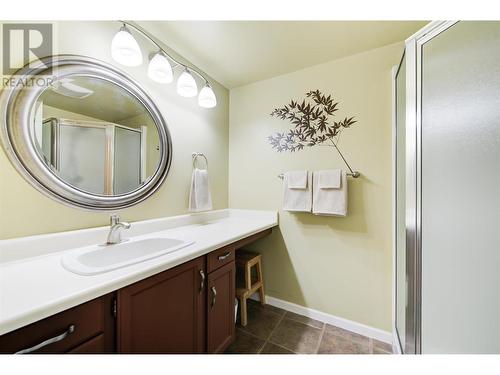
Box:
111;26;143;67
176;70;198;97
148;52;173;83
198;85;217;108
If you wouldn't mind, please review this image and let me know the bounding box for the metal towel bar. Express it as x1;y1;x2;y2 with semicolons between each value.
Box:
278;170;360;179
277;141;361;179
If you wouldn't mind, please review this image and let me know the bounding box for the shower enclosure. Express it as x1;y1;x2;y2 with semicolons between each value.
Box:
394;21;500;354
40;118;147;195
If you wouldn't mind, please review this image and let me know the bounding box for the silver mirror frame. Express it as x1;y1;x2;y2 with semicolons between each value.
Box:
0;55;172;210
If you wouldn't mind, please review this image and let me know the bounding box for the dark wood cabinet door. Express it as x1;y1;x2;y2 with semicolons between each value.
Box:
207;261;236;353
117;256;206;353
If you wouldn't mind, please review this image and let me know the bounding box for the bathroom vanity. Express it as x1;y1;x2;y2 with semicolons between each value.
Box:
0;209;277;354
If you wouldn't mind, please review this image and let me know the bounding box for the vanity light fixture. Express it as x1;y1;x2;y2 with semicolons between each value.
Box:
177;68;198;97
111;24;143;67
198;83;217;108
148;51;173;83
111;21;217;108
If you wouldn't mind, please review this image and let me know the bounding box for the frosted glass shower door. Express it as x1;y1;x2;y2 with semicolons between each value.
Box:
421;21;500;353
113;126;142;194
58;124;107;194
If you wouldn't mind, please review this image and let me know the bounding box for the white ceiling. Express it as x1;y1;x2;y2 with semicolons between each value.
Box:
42;76;148;123
138;21;428;89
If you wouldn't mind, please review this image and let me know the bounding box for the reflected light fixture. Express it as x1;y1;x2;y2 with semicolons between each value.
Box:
111;24;143;67
198;83;217;108
148;51;173;83
177;68;198;98
51;78;94;99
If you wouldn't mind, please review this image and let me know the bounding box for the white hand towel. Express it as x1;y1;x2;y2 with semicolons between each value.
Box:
282;171;312;212
312;169;348;216
318;169;341;189
287;170;308;189
189;168;213;212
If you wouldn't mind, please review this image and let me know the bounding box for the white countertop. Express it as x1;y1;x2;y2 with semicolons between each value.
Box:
0;209;278;336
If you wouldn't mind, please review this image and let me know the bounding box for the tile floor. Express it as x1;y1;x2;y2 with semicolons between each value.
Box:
226;300;392;354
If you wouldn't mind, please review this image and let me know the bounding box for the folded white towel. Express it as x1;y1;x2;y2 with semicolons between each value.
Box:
189;168;213;212
318;169;341;189
312;169;348;216
282;171;312;212
287;170;308;189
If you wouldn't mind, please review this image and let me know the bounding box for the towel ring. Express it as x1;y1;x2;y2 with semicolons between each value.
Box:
192;152;208;170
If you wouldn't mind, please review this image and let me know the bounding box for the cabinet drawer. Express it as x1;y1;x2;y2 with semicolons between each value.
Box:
0;296;108;354
207;244;235;273
67;334;105;354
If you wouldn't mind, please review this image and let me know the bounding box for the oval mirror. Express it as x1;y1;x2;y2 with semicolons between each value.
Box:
0;55;172;210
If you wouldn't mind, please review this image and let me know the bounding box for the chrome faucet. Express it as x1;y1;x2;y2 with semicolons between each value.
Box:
106;214;131;245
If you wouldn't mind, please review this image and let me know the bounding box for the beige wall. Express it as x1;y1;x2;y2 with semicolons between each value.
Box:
229;42;402;331
0;21;229;239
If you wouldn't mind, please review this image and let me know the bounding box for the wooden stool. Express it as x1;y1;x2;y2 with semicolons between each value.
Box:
235;250;265;327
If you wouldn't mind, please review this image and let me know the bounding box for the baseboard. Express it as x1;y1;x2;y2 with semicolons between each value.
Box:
250;294;393;344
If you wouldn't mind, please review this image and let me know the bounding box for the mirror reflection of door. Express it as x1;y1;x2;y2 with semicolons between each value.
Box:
114;125;143;195
32;75;161;196
40;120;145;195
57;122;108;194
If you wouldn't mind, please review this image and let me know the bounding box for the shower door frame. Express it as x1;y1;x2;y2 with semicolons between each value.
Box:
391;54;404;355
396;20;459;354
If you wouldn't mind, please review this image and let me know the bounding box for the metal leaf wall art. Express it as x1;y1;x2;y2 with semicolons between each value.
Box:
267;90;356;153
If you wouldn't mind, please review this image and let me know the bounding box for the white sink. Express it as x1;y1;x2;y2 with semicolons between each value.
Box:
61;237;194;275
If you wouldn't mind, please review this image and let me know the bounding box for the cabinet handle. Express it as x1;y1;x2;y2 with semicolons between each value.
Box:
199;270;205;292
15;324;75;354
218;251;232;261
211;286;217;307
